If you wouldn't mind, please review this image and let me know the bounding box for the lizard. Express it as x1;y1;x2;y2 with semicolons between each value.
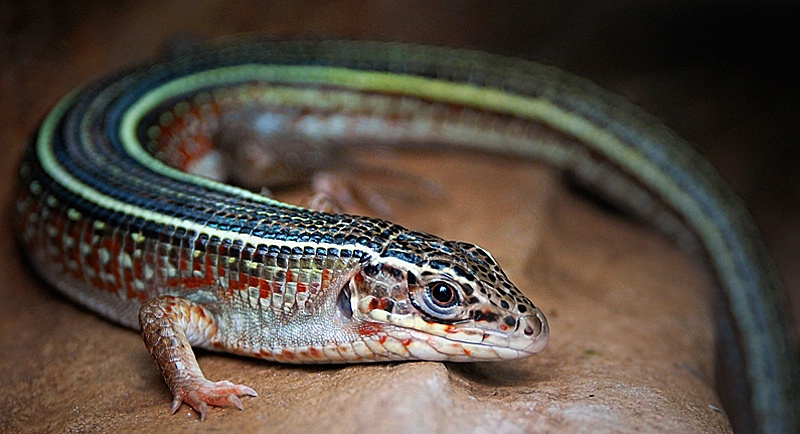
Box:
14;37;797;432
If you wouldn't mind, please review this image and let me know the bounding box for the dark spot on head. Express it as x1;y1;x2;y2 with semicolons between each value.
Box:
518;304;528;313
363;263;380;277
500;300;509;309
388;267;404;281
453;265;474;281
428;260;447;270
472;309;500;322
406;271;417;286
503;316;516;327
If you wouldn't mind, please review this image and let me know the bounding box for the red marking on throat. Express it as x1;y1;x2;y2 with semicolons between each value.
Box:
358;322;384;337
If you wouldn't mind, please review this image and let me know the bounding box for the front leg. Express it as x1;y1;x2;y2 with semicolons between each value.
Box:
138;296;258;420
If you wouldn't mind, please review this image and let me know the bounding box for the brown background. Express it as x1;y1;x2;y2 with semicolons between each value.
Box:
1;1;797;432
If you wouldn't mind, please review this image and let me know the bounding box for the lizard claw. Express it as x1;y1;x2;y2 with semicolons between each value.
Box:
171;379;258;421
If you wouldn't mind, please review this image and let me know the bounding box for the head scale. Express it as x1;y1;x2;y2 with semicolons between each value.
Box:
343;233;549;361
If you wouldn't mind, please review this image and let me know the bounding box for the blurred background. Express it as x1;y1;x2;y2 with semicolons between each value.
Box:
2;0;798;335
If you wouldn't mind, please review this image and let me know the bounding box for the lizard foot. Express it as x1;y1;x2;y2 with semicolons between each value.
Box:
171;379;258;421
139;296;258;421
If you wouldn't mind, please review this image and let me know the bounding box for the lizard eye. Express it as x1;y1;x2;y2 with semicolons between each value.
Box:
429;282;457;307
413;280;462;320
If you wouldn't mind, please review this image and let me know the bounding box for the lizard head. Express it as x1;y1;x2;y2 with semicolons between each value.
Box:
342;238;549;361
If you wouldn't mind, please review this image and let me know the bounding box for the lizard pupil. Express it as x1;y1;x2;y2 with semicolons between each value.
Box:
429;282;456;307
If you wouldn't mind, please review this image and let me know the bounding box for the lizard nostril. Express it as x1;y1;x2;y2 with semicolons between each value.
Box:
519;313;544;338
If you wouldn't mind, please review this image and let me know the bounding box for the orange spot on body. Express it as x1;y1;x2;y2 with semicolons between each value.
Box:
154;101;221;171
229;279;245;291
225;272;249;292
133;256;143;280
259;278;271;299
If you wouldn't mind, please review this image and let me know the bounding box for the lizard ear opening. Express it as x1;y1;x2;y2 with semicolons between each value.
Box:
338;283;353;319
